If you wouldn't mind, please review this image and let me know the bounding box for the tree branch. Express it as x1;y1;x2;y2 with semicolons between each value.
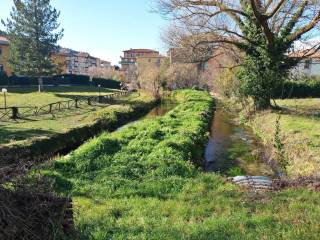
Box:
288;10;320;42
266;0;286;19
281;0;308;38
186;0;247;26
249;0;274;47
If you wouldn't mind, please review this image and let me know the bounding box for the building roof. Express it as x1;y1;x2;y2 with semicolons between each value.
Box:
123;48;159;53
136;55;166;59
0;36;9;45
289;50;320;59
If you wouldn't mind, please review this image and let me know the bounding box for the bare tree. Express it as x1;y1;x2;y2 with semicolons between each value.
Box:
87;66;125;82
138;67;163;99
165;63;201;89
158;0;320;109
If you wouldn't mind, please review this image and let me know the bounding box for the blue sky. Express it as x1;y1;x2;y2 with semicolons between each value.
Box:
0;0;167;65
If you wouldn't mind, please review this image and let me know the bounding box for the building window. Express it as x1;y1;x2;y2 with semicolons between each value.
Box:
201;61;209;71
0;64;3;72
304;59;311;69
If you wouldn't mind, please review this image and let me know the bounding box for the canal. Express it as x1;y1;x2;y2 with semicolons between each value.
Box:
205;107;276;177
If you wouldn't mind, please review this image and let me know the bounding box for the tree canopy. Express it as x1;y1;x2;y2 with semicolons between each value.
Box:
159;0;320;108
2;0;63;78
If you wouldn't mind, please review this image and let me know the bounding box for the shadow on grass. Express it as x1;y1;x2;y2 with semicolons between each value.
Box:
271;105;320;118
0;127;56;145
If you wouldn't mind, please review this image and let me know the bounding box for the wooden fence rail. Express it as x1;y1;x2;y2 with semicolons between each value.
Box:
0;91;129;121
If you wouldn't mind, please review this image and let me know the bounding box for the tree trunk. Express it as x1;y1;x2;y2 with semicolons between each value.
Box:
38;77;43;92
255;95;271;110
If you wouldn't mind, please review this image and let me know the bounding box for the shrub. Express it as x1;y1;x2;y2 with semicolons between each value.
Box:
92;77;121;89
0;71;9;85
273;79;320;99
3;74;121;89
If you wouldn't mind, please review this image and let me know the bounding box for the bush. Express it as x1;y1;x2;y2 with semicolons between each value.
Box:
273;79;320;99
92;77;121;89
3;74;121;89
7;75;38;85
0;71;9;85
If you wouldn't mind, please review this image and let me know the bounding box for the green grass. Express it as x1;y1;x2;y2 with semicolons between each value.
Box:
0;91;153;146
250;98;320;177
1;86;118;107
34;91;320;239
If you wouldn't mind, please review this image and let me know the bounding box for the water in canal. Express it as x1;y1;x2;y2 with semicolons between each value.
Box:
116;101;177;131
143;101;177;119
205;108;275;177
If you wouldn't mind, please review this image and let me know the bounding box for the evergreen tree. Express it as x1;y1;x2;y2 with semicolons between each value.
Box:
2;0;63;91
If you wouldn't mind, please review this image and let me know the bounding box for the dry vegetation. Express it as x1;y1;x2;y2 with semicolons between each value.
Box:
249;98;320;177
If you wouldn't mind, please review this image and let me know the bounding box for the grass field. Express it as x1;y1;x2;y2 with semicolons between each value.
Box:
34;91;320;239
249;98;320;177
0;91;151;147
0;86;119;107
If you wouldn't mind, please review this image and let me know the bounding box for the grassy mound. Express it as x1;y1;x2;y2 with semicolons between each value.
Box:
35;90;320;239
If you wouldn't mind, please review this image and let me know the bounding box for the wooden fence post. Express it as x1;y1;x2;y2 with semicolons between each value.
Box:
49;104;53;113
75;99;79;108
11;107;18;119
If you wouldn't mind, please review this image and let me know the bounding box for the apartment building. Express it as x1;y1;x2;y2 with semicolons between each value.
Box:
119;48;167;84
0;36;12;75
119;49;160;71
136;55;167;74
100;60;112;70
53;48;101;75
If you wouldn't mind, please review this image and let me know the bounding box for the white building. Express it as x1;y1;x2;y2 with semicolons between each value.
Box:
294;53;320;77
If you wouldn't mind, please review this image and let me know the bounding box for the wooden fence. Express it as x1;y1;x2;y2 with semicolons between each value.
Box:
0;91;128;121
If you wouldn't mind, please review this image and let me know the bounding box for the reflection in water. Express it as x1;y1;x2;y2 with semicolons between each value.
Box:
143;101;177;119
205;109;275;177
116;101;177;131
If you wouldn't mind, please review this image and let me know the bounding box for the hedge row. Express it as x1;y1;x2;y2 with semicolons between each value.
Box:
273;80;320;99
0;73;121;89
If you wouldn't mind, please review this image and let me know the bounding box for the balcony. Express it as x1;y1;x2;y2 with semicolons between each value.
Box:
119;60;135;65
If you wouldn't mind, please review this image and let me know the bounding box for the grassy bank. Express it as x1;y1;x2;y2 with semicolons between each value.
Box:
0;92;157;182
0;86;121;146
34;90;320;239
249;98;320;177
